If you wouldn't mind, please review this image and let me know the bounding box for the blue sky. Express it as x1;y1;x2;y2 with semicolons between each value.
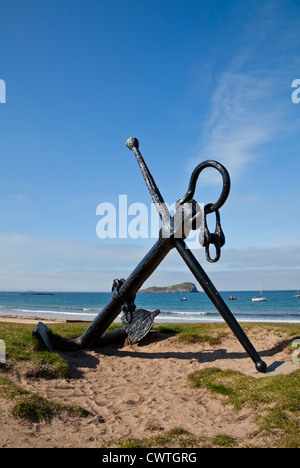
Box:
0;0;300;291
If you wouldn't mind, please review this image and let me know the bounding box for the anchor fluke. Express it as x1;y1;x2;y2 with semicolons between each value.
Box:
121;309;160;343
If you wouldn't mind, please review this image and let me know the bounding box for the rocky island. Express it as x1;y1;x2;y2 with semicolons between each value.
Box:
139;282;198;293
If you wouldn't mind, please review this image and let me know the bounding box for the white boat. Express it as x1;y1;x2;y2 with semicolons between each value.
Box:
252;282;269;302
252;296;268;302
293;289;300;298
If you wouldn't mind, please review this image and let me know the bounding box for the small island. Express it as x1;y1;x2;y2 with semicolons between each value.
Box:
18;293;54;296
139;282;198;293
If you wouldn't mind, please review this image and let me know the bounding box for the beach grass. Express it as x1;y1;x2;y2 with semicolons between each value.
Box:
0;321;123;378
107;427;236;449
154;322;300;351
0;322;70;379
107;428;239;448
153;322;229;345
0;321;91;422
0;375;89;422
0;320;299;446
187;366;300;448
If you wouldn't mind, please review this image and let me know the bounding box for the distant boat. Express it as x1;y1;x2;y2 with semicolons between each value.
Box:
252;281;269;302
293;290;300;298
228;295;237;301
252;296;268;302
180;297;188;302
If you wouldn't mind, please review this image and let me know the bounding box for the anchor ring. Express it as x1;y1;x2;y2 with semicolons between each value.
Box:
177;160;231;213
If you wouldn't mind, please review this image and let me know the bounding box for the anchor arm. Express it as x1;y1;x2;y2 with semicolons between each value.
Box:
174;238;267;373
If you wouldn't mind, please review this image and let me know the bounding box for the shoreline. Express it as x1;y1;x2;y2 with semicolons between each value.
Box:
0;313;300;326
0;290;299;325
0;314;92;325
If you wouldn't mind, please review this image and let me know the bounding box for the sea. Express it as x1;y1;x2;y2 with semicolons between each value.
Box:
0;290;299;324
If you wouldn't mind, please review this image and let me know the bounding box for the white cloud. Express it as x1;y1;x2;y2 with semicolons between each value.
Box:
0;234;299;292
192;68;288;182
0;235;146;291
190;2;300;184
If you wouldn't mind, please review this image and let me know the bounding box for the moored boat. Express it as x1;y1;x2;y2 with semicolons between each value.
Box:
252;281;269;302
228;295;237;300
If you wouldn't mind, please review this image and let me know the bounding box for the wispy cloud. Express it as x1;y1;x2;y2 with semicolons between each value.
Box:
190;3;300;182
0;234;188;292
193;68;288;182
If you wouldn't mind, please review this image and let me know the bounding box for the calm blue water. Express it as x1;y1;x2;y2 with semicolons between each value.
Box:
0;290;299;324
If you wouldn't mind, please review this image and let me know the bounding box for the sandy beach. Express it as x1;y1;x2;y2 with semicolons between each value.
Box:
0;315;299;448
0;315;67;325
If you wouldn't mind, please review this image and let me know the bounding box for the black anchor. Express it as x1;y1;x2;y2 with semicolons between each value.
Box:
34;138;267;373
